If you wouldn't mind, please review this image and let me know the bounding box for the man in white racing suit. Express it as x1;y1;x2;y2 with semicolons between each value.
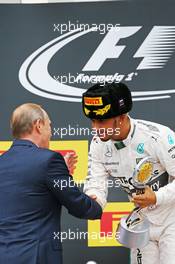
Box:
82;82;175;264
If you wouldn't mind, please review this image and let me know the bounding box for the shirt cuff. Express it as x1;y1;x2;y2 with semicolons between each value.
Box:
85;190;107;209
155;190;163;206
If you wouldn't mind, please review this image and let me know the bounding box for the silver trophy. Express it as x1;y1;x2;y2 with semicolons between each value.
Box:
116;156;155;248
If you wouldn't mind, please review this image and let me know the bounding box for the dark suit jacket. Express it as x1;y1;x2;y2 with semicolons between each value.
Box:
0;139;102;264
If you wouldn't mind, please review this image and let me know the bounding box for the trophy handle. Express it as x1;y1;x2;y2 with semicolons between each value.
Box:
126;206;144;228
125;186;145;228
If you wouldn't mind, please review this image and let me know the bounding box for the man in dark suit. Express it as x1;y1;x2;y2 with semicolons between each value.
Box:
0;103;102;264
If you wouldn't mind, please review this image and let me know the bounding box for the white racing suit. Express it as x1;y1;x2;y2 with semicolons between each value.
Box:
84;117;175;264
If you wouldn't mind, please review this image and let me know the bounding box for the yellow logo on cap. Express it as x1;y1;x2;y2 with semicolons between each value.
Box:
84;107;90;116
93;104;111;116
84;97;103;106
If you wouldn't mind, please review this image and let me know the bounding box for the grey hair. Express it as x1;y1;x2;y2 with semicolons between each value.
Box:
10;103;47;138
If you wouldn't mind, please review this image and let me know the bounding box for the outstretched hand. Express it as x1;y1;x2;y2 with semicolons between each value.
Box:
64;152;78;175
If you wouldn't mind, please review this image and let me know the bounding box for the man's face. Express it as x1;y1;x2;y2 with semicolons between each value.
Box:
91;117;120;141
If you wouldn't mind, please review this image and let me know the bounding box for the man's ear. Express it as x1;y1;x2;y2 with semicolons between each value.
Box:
114;116;121;124
120;114;127;123
35;119;43;134
114;115;125;127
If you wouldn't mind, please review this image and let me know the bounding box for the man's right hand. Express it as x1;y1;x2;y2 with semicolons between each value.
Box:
89;195;97;200
64;152;78;175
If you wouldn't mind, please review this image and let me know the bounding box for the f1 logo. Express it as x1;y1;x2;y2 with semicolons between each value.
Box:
83;26;175;71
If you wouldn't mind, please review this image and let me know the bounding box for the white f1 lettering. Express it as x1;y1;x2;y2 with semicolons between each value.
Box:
83;26;175;71
83;26;142;71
